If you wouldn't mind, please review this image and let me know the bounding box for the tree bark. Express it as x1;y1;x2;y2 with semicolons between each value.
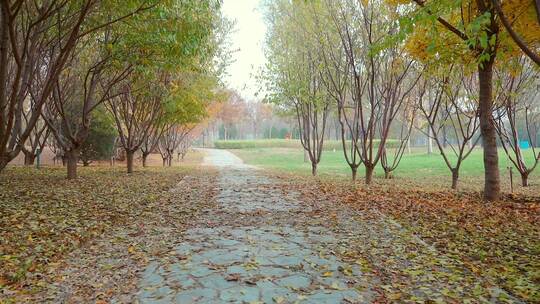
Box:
142;153;149;167
384;170;392;179
311;163;317;176
365;165;374;184
23;151;35;166
521;172;529;187
451;168;459;190
66;149;79;179
478;60;500;201
126;150;135;173
427;127;433;154
351;167;357;181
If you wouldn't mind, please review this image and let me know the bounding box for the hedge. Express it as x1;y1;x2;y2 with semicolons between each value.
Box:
214;139;400;150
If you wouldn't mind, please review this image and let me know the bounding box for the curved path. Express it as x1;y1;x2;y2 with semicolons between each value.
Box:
137;149;376;303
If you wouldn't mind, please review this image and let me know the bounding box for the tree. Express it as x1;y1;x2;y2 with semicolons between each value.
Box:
326;0;420;184
263;0;331;176
108;78;164;173
0;0;152;171
418;67;481;189
494;56;540;186
79;106;117;166
391;0;540;200
380;98;416;179
21;116;49;166
140;125;167;167
314;2;364;180
217;91;246;140
107;0;227;172
0;1;91;170
41;37;131;179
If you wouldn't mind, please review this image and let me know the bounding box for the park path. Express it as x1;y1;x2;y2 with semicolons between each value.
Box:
136;149;520;304
137;149;378;303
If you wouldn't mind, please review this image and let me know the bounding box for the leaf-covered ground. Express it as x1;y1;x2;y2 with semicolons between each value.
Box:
0;163;217;303
2;149;539;303
274;173;540;303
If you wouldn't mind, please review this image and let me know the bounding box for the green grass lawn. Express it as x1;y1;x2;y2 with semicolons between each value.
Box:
231;147;540;192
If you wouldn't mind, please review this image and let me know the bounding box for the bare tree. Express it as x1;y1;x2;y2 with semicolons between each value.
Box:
158;124;195;166
0;1;93;170
494;57;540;186
418;69;480;189
140;125;167;167
327;0;419;184
41;48;131;179
380;99;416;179
0;0;151;171
108;81;163;173
315;7;364;180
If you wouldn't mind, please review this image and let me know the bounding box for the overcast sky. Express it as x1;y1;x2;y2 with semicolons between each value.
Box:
222;0;267;101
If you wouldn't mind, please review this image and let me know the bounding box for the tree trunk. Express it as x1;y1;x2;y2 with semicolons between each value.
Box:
126;150;135;173
365;165;374;185
451;168;459;190
521;172;529;187
478;60;500;201
142;153;149;167
23;151;35;166
66;149;79;179
384;170;392;179
167;155;172;167
351;166;357;181
427;127;433;154
311;163;317;176
162;157;167;167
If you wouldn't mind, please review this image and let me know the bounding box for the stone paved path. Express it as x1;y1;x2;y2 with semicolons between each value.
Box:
137;149;377;303
136;149;523;304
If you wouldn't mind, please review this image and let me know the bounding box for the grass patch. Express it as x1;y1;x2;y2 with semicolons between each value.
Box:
231;147;540;192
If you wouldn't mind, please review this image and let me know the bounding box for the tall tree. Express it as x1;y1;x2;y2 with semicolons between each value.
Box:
327;0;420;184
0;0;152;171
263;0;331;176
41;37;131;179
391;0;540;200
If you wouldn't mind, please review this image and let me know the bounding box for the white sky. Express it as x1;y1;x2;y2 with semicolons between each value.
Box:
222;0;267;101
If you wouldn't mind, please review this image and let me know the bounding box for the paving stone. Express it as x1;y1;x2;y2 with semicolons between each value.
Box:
174;288;218;303
226;265;248;275
275;274;312;289
219;286;260;302
270;255;304;267
143;272;164;286
258;266;291;278
190;266;214;278
214;238;241;247
199;273;236;289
